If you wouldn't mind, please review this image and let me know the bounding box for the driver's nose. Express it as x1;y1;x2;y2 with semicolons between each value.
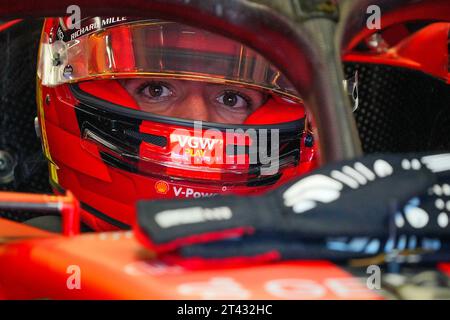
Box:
172;89;211;122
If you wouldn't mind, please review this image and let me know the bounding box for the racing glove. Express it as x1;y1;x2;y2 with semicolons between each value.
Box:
135;153;450;265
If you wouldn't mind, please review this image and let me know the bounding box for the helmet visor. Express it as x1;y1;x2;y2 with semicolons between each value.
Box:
38;18;298;99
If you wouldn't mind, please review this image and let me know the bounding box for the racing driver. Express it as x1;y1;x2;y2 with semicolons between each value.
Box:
27;16;317;232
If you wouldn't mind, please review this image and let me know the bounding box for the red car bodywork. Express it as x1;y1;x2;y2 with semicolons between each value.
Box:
0;218;383;300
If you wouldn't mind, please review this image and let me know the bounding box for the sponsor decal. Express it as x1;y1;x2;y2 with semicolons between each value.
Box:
58;16;138;42
176;135;221;150
168;122;280;175
155;180;170;194
170;132;223;165
155;206;232;228
173;276;379;300
173;186;217;198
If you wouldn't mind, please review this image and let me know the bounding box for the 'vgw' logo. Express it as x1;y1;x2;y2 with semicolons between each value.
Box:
175;135;221;150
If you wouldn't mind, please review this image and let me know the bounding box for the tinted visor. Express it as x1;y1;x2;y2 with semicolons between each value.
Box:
38;19;298;99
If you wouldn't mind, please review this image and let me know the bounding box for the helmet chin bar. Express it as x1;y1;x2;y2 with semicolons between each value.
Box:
72;85;304;187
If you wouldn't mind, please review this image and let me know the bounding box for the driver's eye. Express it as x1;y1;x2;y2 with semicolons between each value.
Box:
216;91;250;110
139;82;173;101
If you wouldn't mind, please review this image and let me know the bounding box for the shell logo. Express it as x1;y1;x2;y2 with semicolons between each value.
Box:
155;180;170;194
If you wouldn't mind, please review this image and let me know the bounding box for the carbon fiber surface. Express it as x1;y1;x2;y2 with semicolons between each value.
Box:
345;63;450;153
0;19;51;221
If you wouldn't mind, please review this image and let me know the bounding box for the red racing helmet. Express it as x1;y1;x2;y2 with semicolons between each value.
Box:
36;17;317;231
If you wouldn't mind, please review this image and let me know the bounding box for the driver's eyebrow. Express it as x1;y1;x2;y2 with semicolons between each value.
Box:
204;82;268;99
204;82;251;91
